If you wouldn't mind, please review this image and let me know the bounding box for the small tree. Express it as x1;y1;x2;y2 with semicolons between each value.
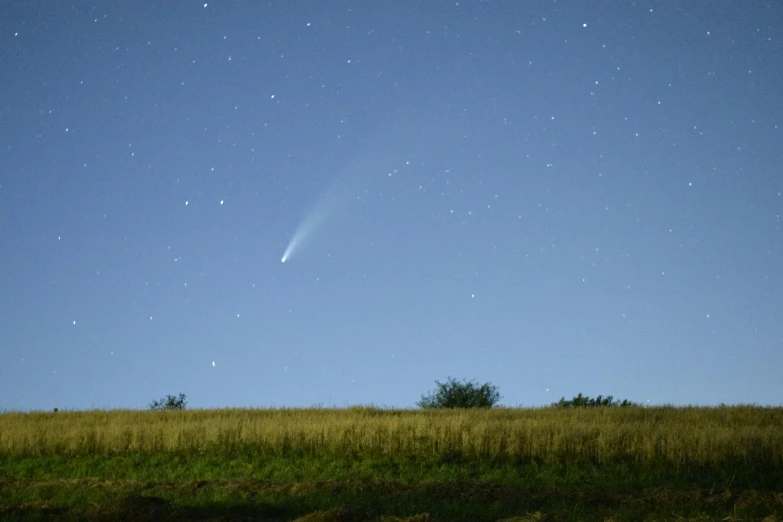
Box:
553;392;636;408
417;377;501;409
149;393;187;411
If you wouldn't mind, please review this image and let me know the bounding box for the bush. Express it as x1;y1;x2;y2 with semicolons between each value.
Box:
552;392;636;408
417;377;501;409
149;393;187;411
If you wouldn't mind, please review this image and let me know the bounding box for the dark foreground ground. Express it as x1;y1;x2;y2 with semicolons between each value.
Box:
1;454;782;521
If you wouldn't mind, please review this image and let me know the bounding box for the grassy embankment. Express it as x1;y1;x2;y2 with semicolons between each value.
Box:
1;405;782;521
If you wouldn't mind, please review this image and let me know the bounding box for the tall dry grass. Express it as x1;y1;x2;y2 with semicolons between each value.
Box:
1;406;781;469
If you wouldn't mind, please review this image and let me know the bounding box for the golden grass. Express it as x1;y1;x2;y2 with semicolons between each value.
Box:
1;405;781;469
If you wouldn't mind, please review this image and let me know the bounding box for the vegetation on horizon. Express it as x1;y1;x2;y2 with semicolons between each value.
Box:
552;392;637;408
149;393;187;411
416;377;501;409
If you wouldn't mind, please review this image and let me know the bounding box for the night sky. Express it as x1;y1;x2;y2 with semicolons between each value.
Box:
2;2;781;411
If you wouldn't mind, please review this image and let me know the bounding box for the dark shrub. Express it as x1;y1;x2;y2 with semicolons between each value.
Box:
149;393;187;411
417;377;501;409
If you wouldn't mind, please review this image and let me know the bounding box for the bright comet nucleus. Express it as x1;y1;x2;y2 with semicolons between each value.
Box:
281;238;298;263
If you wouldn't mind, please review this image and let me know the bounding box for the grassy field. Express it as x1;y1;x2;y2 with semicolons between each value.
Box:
1;405;782;521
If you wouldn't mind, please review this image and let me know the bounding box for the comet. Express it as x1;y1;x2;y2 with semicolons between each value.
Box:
280;240;296;263
280;110;456;264
280;178;346;263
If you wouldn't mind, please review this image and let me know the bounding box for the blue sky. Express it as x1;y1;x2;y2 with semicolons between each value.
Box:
1;1;781;410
